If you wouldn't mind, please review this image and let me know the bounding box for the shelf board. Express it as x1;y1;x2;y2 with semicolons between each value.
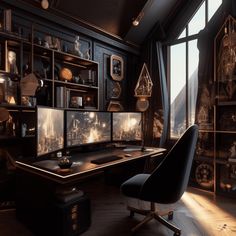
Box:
0;135;19;141
54;80;98;90
0;71;21;80
0;104;36;111
217;101;236;106
195;155;214;162
215;130;236;134
54;50;98;67
199;129;215;133
215;159;228;164
0;30;29;42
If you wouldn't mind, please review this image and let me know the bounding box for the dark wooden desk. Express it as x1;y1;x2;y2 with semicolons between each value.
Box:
16;146;165;184
15;146;165;236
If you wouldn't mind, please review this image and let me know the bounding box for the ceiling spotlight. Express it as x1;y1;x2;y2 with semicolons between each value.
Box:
132;12;144;27
41;0;49;10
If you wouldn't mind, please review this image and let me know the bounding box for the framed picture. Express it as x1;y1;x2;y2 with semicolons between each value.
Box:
70;96;83;108
110;54;124;81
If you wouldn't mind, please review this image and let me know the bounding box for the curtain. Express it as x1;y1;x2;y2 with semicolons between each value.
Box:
140;39;168;148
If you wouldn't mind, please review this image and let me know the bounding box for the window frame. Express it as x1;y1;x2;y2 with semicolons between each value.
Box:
167;0;222;139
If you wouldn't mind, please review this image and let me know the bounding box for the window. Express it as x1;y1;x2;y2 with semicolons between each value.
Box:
169;0;222;138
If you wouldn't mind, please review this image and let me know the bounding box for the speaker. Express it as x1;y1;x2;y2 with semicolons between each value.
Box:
52;191;91;236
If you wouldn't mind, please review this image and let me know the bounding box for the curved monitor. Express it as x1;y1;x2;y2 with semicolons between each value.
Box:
112;112;142;141
66;111;111;147
37;106;64;157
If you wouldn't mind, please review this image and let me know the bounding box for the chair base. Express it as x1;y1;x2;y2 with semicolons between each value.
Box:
127;202;181;236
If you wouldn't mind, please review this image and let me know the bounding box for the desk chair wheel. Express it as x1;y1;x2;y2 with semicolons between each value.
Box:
168;211;174;220
174;232;181;236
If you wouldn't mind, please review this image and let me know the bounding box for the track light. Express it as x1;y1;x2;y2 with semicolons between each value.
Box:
41;0;49;10
132;12;144;27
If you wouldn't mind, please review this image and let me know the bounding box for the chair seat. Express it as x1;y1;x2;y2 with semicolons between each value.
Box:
121;174;150;198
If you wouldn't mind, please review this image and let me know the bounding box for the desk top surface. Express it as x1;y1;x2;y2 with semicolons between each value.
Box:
16;146;165;184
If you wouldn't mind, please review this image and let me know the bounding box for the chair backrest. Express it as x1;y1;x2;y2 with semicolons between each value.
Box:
140;124;198;204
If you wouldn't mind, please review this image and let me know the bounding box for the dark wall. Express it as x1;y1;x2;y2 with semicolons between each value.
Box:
1;0;140;111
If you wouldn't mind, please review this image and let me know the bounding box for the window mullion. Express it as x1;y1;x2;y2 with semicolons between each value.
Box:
186;41;189;128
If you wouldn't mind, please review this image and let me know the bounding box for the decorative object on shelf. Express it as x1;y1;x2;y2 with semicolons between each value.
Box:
21;96;36;107
51;37;61;51
134;63;153;112
216;15;236;83
107;100;124;111
80;69;96;86
228;141;236;162
41;58;50;79
84;94;95;109
3;9;12;32
70;96;83;108
110;54;124;81
196;84;213;130
216;15;236;101
4;77;17;105
0;107;9;122
196;132;214;157
59;67;73;81
106;80;122;99
219;108;236;131
44;35;52;48
7;51;18;74
21;123;27;137
20;73;39;96
84;48;91;60
74;35;83;58
195;163;214;189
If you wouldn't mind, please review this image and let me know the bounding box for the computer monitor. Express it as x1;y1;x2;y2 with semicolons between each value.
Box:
37;106;64;157
112;112;142;141
66;111;111;147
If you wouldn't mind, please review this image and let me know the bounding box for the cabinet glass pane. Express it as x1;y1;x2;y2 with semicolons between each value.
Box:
216;163;236;196
196;132;214;158
190;160;214;191
216;133;236;162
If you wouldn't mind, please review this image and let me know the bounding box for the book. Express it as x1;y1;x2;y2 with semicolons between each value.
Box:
4;9;12;32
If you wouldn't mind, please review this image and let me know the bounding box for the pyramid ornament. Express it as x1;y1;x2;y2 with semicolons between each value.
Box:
134;63;153;111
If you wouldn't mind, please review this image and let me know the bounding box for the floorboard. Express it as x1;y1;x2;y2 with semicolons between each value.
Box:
0;176;236;236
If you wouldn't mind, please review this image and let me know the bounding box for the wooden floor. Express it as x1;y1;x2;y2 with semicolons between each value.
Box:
1;176;236;236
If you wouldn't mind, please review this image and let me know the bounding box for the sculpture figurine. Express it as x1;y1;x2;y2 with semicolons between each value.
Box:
74;35;83;58
8;51;18;74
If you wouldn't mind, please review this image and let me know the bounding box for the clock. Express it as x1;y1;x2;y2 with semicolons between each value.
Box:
195;163;214;189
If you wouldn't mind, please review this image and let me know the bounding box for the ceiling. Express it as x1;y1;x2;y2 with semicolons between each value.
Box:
23;0;190;45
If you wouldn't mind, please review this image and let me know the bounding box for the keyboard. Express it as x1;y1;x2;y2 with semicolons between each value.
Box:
90;155;123;165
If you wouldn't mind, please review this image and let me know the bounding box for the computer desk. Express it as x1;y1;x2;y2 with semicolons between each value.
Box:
15;146;165;235
16;146;165;184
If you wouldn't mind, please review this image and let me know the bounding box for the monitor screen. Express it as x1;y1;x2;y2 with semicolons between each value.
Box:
66;111;111;147
37;107;64;156
112;112;142;141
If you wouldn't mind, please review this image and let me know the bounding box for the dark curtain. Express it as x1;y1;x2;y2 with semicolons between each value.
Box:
140;39;168;148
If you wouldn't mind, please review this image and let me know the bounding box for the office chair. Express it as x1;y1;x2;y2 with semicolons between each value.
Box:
120;124;198;236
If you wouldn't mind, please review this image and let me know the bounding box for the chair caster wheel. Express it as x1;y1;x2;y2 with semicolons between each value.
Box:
130;211;134;218
168;211;173;220
174;232;181;236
